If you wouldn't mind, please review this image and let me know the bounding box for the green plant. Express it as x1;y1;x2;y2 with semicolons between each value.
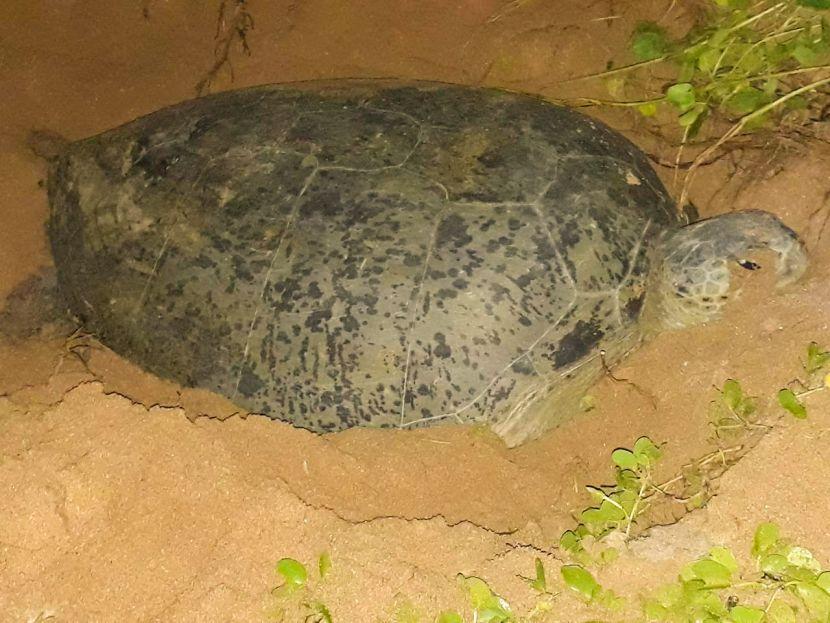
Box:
570;0;830;205
560;564;625;610
643;546;743;621
608;0;830;134
777;341;830;418
271;554;333;622
804;341;830;376
274;557;308;596
560;437;663;561
520;558;548;594
709;379;768;438
457;575;514;622
643;523;830;622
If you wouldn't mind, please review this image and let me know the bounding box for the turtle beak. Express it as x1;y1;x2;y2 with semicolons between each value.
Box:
729;210;808;288
770;232;808;287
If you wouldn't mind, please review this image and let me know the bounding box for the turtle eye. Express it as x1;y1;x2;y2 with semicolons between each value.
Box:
737;258;761;271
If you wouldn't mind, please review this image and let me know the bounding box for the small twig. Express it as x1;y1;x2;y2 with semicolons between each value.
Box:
195;0;255;96
599;349;659;409
558;57;667;84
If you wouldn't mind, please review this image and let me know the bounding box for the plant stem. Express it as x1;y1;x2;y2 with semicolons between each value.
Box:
720;63;830;82
560;57;667;83
796;385;826;399
562;96;665;108
764;585;785;614
624;476;649;539
729;2;786;34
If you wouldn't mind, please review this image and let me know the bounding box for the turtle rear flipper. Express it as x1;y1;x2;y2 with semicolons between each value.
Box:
1;269;74;341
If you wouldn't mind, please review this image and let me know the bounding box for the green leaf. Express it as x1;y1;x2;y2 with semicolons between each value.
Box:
666;83;696;111
709;547;739;574
611;448;637;470
730;605;765;623
463;576;494;610
616;468;640;492
631;22;670;60
787;546;821;572
786;564;817;582
599;546;619;565
797;0;830;9
766;600;797;623
752;522;780;558
436;612;464;623
276;557;308;588
794;581;830;619
697;47;722;74
460;575;512;621
818;572;830;591
643;602;668;619
743;110;769;131
686;559;733;587
595;587;626;611
793;44;819;66
561;565;600;600
722;379;743;410
678;60;696;82
581;499;626;524
586;485;608;505
679;104;704;127
530;557;547;592
778;388;807;419
633;436;662;465
638;102;658;117
725;88;768;116
710;27;732;46
786;95;808;111
686;106;708;139
806;342;830;374
736;46;766;75
763;78;779;96
759;553;790;577
560;530;581;552
318;552;332;579
477;604;512;623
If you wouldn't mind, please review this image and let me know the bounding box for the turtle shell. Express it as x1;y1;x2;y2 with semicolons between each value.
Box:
47;80;679;445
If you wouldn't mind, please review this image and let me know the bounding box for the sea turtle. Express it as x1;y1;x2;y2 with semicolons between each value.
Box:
44;80;807;446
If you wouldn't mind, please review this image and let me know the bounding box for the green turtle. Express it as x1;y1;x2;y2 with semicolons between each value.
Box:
43;80;807;445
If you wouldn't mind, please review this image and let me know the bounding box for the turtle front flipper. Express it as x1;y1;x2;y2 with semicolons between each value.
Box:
650;210;808;330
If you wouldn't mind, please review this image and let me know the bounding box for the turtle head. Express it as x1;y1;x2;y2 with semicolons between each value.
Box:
650;210;807;330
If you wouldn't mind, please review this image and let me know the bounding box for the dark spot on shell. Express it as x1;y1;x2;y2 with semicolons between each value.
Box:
436;214;473;249
237;365;264;397
510;357;535;375
551;319;605;368
624;293;645;319
434;332;452;359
